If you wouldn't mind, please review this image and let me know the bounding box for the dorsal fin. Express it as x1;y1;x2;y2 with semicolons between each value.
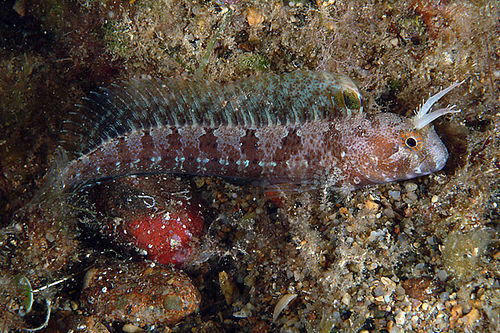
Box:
61;71;363;155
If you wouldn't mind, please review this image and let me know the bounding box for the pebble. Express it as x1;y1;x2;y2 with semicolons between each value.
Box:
388;190;401;200
365;200;380;211
341;293;351;306
368;229;385;243
436;269;448;282
402;277;440;301
440;292;451;301
404;183;418;192
219;271;239;305
395;311;406;326
459;308;481;326
404;192;418;204
390;326;403;333
383;207;395;218
122;324;144;333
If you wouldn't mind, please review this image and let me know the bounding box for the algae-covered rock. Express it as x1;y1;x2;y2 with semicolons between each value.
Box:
81;261;200;326
441;229;493;281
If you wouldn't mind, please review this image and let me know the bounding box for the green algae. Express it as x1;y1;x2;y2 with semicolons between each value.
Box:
235;52;270;71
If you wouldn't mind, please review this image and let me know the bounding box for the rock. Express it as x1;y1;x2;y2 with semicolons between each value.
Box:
81;262;200;326
89;175;205;266
401;277;441;301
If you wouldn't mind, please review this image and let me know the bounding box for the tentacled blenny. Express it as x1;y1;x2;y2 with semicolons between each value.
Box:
60;71;463;192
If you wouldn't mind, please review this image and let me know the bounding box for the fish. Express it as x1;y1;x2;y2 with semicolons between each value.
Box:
59;71;463;193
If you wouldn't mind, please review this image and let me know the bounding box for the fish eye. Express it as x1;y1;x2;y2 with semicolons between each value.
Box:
406;137;417;148
343;89;361;110
401;131;422;152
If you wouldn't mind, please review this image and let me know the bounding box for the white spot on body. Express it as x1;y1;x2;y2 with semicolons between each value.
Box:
174;156;186;170
284;121;330;178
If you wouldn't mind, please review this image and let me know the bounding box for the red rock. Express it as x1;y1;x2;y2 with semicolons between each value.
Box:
126;205;203;265
89;175;205;266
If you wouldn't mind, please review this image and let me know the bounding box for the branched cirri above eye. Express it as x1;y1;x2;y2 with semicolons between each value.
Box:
400;131;423;152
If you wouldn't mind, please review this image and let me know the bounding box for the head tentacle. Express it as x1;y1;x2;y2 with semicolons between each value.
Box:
412;80;465;130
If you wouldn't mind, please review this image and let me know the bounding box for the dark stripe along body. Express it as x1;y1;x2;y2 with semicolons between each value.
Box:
61;71;453;192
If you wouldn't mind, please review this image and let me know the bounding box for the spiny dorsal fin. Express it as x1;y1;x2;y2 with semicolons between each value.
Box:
62;71;363;155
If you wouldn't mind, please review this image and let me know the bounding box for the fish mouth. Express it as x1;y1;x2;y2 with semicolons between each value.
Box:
411;155;448;177
410;167;432;178
413;142;449;176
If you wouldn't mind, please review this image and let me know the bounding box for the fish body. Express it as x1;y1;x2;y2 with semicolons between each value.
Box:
61;71;462;191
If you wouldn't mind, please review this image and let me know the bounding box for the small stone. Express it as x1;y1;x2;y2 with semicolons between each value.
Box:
365;200;380;211
404;183;418;192
374;285;386;297
388;190;401;200
402;277;440;301
373;309;388;319
381;277;396;289
383;207;395;218
395;311;406;326
368;229;385;243
341;293;351;306
404;192;418;204
122;324;144;333
436;269;448;282
235;302;256;318
70;300;79;311
439;292;450;301
390;326;403;333
219;271;239;305
459;308;481;326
